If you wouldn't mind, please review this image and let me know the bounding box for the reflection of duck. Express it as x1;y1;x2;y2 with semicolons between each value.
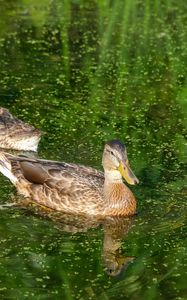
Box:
0;140;139;216
102;217;135;276
0;107;41;151
20;204;136;277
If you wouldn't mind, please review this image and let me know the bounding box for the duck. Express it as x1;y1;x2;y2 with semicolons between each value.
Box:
0;107;42;151
0;140;139;216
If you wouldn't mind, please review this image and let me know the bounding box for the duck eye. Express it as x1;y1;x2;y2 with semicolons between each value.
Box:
110;151;114;156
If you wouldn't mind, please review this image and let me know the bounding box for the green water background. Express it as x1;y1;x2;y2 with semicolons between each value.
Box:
0;1;186;299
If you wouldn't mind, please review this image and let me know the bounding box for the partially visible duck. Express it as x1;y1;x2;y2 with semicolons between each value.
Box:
0;107;41;151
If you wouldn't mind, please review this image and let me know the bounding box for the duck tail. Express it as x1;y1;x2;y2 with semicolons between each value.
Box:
0;152;18;185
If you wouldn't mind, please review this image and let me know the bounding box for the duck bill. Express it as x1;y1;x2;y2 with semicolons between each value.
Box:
118;161;139;185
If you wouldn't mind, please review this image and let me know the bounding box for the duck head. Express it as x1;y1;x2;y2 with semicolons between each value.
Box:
102;140;139;185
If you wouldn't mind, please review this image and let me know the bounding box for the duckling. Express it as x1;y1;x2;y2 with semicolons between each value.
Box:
0;140;139;216
0;107;42;151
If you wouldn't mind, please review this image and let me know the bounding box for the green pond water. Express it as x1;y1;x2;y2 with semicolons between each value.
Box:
0;0;186;299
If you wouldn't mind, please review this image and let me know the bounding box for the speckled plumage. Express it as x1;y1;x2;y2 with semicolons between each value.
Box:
0;140;139;217
0;107;42;151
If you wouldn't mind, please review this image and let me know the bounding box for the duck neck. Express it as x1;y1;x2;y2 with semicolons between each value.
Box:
103;170;124;204
104;170;123;185
103;169;135;211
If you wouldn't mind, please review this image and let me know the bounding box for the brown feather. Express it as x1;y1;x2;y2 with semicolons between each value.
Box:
0;107;42;151
20;162;48;184
0;140;138;217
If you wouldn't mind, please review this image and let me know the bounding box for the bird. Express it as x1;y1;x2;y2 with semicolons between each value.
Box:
0;107;42;151
0;140;139;217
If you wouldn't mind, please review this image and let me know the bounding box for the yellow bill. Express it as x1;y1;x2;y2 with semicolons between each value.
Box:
118;161;139;185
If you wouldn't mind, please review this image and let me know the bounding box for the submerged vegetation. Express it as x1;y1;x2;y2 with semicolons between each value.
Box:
0;0;186;299
0;1;186;166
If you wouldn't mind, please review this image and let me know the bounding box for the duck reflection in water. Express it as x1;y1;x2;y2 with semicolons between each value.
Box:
20;203;136;277
0;138;138;275
102;216;135;276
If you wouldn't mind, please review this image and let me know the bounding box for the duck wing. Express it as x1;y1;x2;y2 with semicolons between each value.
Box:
8;155;104;190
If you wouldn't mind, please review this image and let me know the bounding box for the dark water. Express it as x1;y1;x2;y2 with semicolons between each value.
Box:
0;1;186;299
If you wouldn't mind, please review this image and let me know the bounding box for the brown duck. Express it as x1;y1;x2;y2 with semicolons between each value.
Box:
0;107;42;151
0;140;139;216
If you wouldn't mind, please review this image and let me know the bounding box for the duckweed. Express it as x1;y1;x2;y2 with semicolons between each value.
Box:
0;1;186;299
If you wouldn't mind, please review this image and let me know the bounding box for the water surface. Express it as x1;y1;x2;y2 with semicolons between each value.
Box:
0;1;186;299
